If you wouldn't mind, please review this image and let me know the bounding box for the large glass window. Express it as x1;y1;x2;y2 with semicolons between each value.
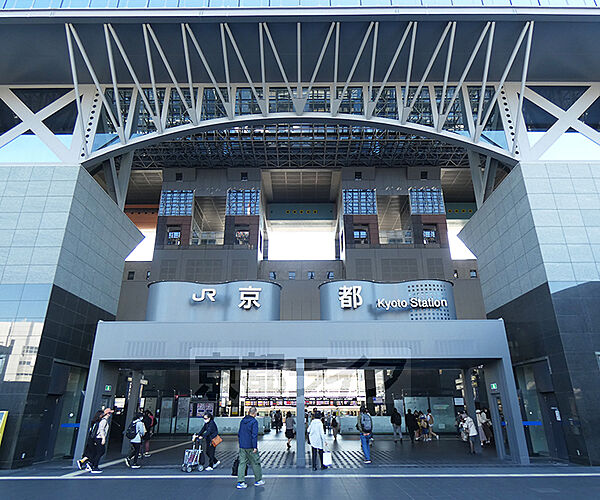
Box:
159;190;194;216
226;189;260;216
343;189;377;215
409;187;445;215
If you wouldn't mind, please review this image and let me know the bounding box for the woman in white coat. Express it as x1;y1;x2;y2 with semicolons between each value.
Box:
307;411;327;471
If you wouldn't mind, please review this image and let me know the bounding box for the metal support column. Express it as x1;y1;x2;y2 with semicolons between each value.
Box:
121;370;142;456
229;368;241;416
295;357;306;468
364;369;377;414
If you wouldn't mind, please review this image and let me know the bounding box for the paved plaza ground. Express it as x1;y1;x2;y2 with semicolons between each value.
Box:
1;432;599;499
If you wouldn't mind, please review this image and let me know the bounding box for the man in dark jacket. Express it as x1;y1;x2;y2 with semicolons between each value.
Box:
236;407;264;489
405;409;419;443
390;408;403;443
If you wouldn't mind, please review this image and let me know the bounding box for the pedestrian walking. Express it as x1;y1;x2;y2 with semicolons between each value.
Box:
308;411;327;470
285;411;296;450
390;407;403;443
124;412;146;469
236;407;264;489
417;411;430;441
142;409;156;457
274;409;283;433
475;410;489;445
78;409;113;472
357;405;373;464
331;415;339;441
405;409;418;443
426;409;439;440
199;412;221;470
460;412;479;454
479;408;493;443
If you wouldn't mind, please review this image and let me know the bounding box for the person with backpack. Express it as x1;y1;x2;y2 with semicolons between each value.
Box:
77;408;113;473
357;405;373;464
331;415;339;441
77;410;103;471
390;407;403;443
236;407;264;489
124;412;146;469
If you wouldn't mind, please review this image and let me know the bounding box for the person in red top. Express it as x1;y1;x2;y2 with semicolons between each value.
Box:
142;410;156;457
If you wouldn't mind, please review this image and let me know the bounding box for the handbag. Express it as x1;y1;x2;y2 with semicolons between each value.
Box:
211;435;223;447
322;450;332;467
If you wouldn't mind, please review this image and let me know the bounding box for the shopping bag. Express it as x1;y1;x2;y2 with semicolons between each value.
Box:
322;451;332;467
211;435;223;447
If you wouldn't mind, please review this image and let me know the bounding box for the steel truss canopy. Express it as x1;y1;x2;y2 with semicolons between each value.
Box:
55;17;539;166
2;10;600;208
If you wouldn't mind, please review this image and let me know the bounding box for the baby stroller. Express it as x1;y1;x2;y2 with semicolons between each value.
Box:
181;435;204;473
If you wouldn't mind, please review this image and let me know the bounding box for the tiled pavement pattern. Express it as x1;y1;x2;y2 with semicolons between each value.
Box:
100;433;510;471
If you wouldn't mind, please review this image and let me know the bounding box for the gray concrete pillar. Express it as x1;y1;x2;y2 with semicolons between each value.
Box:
229;369;241;417
364;369;376;414
485;359;530;465
72;361;118;467
480;365;506;460
121;371;143;456
296;358;306;468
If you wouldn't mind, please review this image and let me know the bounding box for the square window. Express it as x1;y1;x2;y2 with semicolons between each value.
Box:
235;228;250;245
470;269;478;278
167;226;182;246
146;270;151;280
353;227;369;244
453;269;459;279
327;271;334;279
127;271;135;281
269;271;277;280
307;271;315;279
289;271;296;280
175;172;183;181
420;170;428;179
355;171;362;181
423;225;437;245
241;172;248;181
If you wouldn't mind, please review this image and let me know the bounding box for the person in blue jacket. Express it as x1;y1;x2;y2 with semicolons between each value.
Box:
196;412;220;470
236;407;264;489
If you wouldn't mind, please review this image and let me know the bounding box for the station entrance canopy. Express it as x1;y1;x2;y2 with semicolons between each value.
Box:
75;279;529;466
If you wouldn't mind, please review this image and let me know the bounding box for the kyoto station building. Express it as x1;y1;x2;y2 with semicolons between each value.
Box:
0;0;600;472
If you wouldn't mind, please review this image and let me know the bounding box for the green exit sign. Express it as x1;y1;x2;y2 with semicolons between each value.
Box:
490;383;498;391
104;385;112;392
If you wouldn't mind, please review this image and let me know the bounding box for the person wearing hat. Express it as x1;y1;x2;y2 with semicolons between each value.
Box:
86;407;114;473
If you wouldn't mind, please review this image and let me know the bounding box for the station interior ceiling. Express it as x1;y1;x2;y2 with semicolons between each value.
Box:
94;123;509;209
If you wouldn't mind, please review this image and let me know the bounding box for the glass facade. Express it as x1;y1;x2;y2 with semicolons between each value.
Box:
158;189;194;216
343;188;377;215
226;189;261;216
409;187;445;215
